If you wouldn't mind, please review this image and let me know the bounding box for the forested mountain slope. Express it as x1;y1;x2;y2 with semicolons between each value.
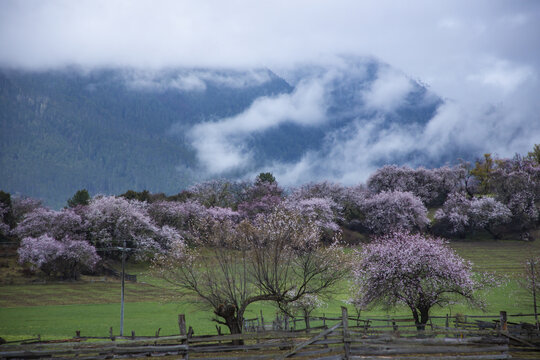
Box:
0;60;441;208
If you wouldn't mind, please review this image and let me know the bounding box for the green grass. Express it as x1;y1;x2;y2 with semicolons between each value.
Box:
1;235;539;341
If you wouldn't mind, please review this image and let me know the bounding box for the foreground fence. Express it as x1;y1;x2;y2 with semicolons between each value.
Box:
2;308;539;359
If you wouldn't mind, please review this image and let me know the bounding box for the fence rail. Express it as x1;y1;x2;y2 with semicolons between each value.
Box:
1;309;538;359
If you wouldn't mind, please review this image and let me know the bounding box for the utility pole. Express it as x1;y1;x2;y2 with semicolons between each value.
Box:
530;260;538;329
120;239;126;336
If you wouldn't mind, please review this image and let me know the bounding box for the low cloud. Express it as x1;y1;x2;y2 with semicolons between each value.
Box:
467;59;535;94
362;66;414;112
188;77;328;174
122;69;273;92
253;64;540;187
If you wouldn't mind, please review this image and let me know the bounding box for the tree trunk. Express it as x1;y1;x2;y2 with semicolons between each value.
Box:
215;304;244;345
304;310;310;330
411;306;430;331
419;307;430;331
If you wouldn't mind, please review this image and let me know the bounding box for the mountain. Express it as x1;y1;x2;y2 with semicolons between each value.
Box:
0;59;442;208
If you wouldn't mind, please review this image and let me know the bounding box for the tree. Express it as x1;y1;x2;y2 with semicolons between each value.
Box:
469;197;512;239
237;178;283;219
434;193;512;239
0;191;15;241
283;197;342;239
148;200;240;245
470;153;496;194
527;144;540;165
18;234;100;279
189;179;249;209
353;232;491;330
0;192;13;241
288;181;350;222
489;155;540;236
361;191;428;235
84;196;181;260
15;207;87;242
433;193;471;238
255;172;276;184
153;208;349;336
521;257;540;327
67;189;91;208
11;196;43;223
284;292;324;329
367;165;461;206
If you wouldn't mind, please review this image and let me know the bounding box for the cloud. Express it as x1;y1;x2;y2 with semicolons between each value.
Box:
120;69;273;92
1;0;539;185
188;77;328;173
362;66;414;112
467;59;535;94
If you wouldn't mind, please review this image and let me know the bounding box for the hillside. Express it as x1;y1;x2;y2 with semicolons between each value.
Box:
0;59;442;208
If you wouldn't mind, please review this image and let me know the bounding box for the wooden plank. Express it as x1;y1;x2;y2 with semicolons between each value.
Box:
350;355;509;360
347;336;508;346
291;346;339;357
349;345;509;355
277;321;343;359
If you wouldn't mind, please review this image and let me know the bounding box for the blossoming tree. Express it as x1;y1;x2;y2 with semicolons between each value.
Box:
353;232;491;330
361;191;429;234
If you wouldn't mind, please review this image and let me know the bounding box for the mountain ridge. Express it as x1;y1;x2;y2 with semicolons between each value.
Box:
0;60;442;208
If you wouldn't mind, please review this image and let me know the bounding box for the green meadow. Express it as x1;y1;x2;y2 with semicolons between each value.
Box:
1;234;539;342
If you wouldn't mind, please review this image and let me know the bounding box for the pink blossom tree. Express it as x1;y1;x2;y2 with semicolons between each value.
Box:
283;197;341;237
434;193;512;239
361;191;429;234
11;196;43;224
189;179;249;209
353;232;491;330
237;175;283;219
18;234;100;279
148;200;240;245
367;165;461;206
469;197;512;239
433;193;471;238
14;207;87;242
0;203;12;240
489;156;540;236
84;196;182;260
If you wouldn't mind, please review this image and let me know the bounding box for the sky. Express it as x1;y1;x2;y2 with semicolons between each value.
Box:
1;0;539;185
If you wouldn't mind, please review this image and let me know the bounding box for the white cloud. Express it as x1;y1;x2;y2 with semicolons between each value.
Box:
362;66;414;112
1;0;539;184
189;77;328;173
121;69;273;92
468;60;535;94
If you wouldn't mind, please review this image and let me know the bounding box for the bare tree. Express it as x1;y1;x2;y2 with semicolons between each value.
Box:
522;257;540;328
153;208;350;336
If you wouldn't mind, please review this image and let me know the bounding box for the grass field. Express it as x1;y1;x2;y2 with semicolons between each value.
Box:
1;233;539;342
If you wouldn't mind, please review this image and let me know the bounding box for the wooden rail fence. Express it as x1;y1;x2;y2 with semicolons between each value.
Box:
2;309;539;359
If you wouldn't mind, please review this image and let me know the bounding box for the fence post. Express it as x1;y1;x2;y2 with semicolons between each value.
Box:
75;330;80;338
260;310;265;331
109;327;114;341
342;306;350;360
499;311;507;332
178;314;186;336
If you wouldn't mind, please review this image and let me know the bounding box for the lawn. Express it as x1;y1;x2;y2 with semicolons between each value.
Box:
1;234;539;341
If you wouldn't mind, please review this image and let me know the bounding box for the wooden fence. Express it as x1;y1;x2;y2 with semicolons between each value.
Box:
1;308;539;359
